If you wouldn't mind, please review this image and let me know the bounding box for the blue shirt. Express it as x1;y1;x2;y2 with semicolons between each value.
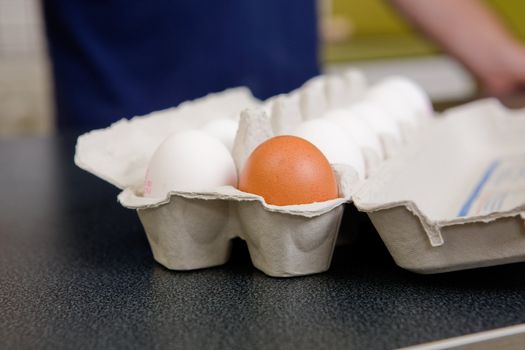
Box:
44;0;319;130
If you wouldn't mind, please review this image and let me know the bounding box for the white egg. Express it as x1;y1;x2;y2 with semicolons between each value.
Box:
367;81;420;126
325;108;385;159
201;119;238;151
291;119;366;179
346;102;403;143
380;76;433;119
144;130;237;197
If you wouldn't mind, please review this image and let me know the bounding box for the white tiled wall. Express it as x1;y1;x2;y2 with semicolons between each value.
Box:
0;0;53;137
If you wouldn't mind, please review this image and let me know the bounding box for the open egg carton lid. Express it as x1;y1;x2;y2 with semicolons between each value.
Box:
352;98;525;273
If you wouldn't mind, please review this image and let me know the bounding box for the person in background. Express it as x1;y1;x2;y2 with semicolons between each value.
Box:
391;0;525;96
44;1;319;130
44;0;525;130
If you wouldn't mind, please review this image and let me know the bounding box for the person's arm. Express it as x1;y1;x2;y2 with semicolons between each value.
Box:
390;0;525;95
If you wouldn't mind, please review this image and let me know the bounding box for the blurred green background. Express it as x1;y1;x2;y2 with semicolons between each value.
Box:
323;0;525;62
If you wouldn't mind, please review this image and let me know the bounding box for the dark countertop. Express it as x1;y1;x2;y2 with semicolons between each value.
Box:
2;103;525;349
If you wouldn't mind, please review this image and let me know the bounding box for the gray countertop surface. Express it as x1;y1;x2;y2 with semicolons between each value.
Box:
2;130;525;350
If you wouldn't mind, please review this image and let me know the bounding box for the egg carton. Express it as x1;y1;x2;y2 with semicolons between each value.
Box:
76;71;525;276
272;77;525;273
75;79;363;277
352;99;525;273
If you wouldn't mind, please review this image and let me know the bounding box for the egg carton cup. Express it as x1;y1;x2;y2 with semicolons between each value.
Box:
352;99;525;273
125;186;349;277
76;87;360;277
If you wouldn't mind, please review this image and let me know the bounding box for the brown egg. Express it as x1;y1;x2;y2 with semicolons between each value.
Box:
239;135;339;206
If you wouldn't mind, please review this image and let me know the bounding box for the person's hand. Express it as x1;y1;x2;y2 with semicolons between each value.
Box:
391;0;525;96
477;43;525;96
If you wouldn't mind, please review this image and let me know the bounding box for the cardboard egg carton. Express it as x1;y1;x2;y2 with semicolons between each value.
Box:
352;99;525;273
75;71;525;276
75;83;360;277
